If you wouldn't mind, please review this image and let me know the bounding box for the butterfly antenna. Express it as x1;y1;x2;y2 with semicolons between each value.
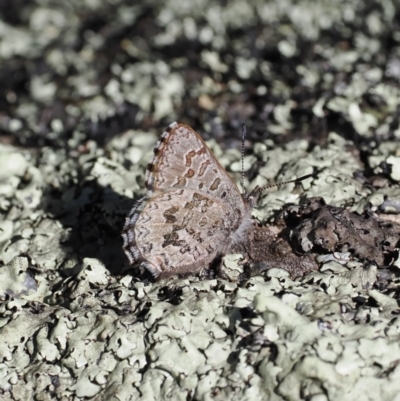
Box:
253;173;314;198
241;121;246;194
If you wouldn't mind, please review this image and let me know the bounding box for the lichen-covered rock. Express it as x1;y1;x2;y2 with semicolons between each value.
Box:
1;0;400;400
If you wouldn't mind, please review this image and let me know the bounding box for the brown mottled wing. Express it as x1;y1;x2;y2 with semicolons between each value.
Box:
122;188;243;277
145;122;245;213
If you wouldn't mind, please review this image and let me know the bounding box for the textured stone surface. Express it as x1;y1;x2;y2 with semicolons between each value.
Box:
1;0;400;400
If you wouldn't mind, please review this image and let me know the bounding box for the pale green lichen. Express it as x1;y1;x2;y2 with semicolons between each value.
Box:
1;0;400;400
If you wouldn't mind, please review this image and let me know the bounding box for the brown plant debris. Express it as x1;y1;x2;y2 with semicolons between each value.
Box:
290;198;400;267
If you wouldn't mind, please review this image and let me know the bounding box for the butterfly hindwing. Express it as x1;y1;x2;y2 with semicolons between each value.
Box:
122;188;243;276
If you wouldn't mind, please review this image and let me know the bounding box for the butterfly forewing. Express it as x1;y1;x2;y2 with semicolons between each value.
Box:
146;122;245;212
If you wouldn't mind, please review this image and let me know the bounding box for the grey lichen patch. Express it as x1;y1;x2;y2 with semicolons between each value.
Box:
387;155;400;181
2;0;400;399
2;237;400;401
221;254;244;281
242;276;400;400
0;257;37;298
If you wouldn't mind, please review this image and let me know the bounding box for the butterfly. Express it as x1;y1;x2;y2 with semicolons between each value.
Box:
122;122;311;278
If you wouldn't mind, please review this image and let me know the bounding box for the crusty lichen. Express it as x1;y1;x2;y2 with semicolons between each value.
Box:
1;0;400;400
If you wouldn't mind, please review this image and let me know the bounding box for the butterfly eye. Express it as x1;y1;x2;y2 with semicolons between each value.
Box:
242;194;256;208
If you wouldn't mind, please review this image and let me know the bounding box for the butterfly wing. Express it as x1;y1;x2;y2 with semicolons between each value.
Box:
145;122;246;213
122;188;244;277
